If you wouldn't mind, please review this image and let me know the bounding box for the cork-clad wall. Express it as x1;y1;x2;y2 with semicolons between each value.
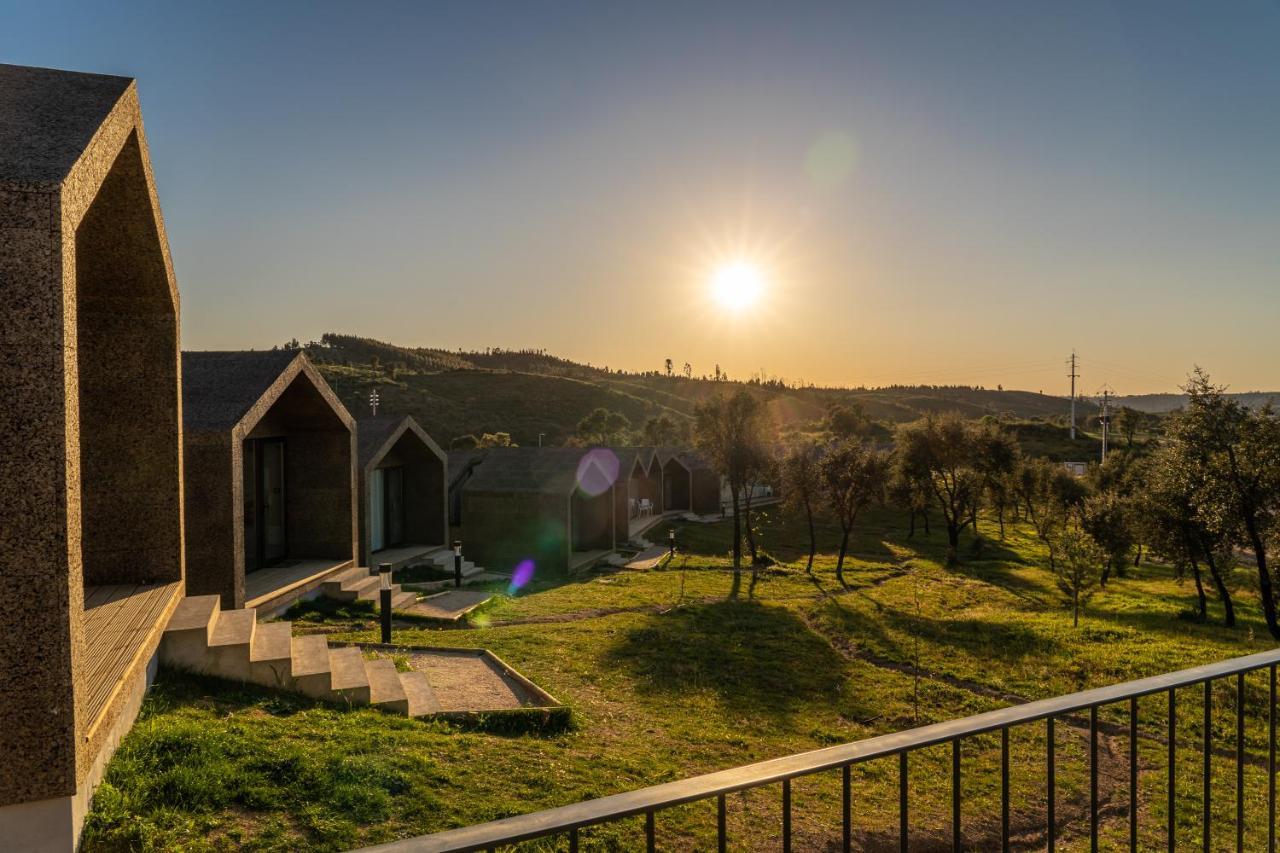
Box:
181;351;357;609
0;65;184;808
356;415;449;565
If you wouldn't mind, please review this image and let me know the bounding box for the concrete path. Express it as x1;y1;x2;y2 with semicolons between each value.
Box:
402;649;549;712
624;546;670;570
405;589;493;622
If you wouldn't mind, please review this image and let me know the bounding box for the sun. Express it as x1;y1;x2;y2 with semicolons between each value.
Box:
710;261;765;312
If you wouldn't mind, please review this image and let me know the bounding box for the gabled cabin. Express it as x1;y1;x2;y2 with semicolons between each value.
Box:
0;64;184;849
657;448;693;511
457;447;618;576
357;415;448;569
681;451;724;514
182;351;357;613
614;447;663;543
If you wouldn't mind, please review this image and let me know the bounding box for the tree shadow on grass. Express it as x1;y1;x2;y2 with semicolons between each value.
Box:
602;600;849;722
816;595;1062;672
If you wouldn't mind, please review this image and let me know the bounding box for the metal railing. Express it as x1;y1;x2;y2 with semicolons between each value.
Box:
364;648;1280;852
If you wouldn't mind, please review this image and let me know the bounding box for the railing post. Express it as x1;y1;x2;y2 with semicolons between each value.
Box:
1239;671;1246;853
1131;696;1139;851
1170;687;1178;853
1048;716;1056;853
717;793;726;853
782;778;791;853
1206;680;1213;853
1001;727;1010;853
842;764;851;853
899;750;909;853
952;739;961;851
1272;664;1277;853
1090;705;1099;853
645;810;655;853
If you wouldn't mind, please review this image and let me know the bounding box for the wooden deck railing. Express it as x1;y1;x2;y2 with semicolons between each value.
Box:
361;648;1280;852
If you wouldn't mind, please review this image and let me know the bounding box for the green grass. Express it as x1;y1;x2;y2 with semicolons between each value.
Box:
84;507;1276;851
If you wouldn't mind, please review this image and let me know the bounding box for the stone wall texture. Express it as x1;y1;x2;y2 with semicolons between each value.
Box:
0;67;184;807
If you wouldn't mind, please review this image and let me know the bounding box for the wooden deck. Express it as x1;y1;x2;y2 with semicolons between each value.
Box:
82;582;181;732
245;558;352;611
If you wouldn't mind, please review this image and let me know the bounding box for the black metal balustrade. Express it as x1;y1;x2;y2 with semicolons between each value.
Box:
365;648;1280;852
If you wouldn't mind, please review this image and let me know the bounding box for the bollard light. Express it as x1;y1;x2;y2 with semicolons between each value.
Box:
668;528;676;556
452;539;464;588
378;562;393;643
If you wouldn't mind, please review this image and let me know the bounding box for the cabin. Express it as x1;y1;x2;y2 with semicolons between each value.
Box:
682;451;724;514
182;350;358;614
613;447;663;543
357;415;448;569
0;64;185;849
657;448;693;511
457;447;619;576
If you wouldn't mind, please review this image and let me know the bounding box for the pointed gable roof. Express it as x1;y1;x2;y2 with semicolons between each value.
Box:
181;350;354;437
357;414;446;472
0;63;133;189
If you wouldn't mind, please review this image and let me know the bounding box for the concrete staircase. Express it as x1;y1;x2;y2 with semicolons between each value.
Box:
422;548;485;580
159;595;442;716
320;566;419;609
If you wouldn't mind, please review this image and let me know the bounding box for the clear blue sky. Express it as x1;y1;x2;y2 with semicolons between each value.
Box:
5;1;1279;393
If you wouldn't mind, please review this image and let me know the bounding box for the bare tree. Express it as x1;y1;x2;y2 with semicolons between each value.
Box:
781;440;823;573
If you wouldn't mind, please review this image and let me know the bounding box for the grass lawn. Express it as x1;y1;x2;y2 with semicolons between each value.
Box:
83;507;1276;851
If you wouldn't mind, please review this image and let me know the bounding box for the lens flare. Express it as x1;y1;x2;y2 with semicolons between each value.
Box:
508;558;535;595
576;448;619;497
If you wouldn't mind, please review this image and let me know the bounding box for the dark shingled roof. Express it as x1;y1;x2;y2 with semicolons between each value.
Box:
463;447;623;496
181;350;301;432
357;414;445;469
0;63;133;187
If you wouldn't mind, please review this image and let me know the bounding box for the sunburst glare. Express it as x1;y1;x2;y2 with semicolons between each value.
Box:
710;260;766;313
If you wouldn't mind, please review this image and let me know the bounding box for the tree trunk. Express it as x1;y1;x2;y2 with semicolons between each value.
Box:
1073;589;1080;627
908;509;917;538
1200;543;1235;628
1133;543;1143;567
836;527;851;586
730;488;742;597
804;498;816;574
996;502;1005;539
946;521;960;564
1244;514;1279;638
1188;555;1207;620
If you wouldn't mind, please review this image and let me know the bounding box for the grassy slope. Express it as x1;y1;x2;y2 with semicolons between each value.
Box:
83;509;1271;851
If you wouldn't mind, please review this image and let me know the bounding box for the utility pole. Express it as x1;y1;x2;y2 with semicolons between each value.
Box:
1098;387;1112;462
1067;351;1078;440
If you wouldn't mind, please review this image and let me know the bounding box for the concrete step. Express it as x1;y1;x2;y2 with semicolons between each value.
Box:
248;621;295;689
401;671;442;717
321;566;370;593
160;595;222;672
392;590;418;609
332;575;381;602
207;607;258;680
290;634;332;699
365;658;409;713
327;647;371;704
353;580;403;603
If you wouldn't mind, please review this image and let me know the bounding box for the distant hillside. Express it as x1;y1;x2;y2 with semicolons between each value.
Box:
1116;392;1280;414
294;333;1105;448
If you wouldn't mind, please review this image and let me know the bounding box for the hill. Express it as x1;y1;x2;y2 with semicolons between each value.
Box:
1116;391;1280;414
292;333;1104;448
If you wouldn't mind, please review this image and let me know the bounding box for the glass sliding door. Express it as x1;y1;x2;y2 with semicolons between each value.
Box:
369;468;386;553
245;437;287;571
385;466;405;547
